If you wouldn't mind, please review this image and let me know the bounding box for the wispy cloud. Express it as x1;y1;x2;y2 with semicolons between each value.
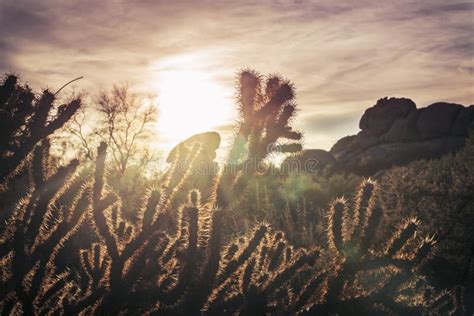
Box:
1;0;472;150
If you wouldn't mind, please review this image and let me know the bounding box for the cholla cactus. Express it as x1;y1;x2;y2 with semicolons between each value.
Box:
0;140;93;315
217;70;302;208
298;179;438;314
60;142;226;314
0;75;81;184
423;286;470;315
206;229;320;314
0;72;457;315
61;142;321;314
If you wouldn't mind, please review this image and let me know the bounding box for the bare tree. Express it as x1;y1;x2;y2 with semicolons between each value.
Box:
96;84;157;174
66;84;158;174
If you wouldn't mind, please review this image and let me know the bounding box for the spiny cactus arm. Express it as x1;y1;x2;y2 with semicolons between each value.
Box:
92;142;119;259
200;209;223;282
351;179;377;244
160;205;200;303
268;240;286;271
276;103;297;129
93;142;107;203
385;217;420;257
227;70;261;164
217;224;268;283
291;272;327;313
241;257;256;293
121;216;169;297
364;235;436;271
29;187;91;281
204;275;237;311
44;99;81;133
265;249;318;295
414;234;437;265
73;244;110;313
362;269;415;311
179;210;224;313
24;158;80;250
254;242;269;276
379;297;422;315
359;205;383;254
139;235;170;285
0;74;18;107
7;92;35;135
29;91;54;135
141;189;161;232
120;210;167;261
0;199;28;258
255;77;294;121
425;287;468;315
122;234;166;289
64;286;107;314
238;69;260;119
35;271;72;309
31;140;49;187
0;89;81;182
327;198;348;254
205;286;244;315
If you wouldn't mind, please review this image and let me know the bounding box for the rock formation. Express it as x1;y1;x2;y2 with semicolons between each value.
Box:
330;97;473;175
167;131;220;163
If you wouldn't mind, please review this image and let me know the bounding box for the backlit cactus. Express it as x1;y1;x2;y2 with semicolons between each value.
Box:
217;70;302;209
0;75;81;184
0;72;469;315
300;178;439;314
0;140;93;315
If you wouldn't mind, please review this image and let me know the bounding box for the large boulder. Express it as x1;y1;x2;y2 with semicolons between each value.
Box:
167;131;221;163
382;109;422;143
329;97;473;175
359;97;416;137
451;105;474;136
340;137;466;175
330;135;356;154
416;102;463;139
166;132;221;204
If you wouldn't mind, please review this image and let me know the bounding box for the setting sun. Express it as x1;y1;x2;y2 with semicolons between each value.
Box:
150;57;235;149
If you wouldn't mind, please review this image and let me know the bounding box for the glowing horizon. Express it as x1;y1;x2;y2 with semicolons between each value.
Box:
1;0;472;153
148;53;235;152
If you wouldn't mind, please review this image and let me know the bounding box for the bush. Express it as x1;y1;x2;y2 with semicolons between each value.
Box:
379;133;474;291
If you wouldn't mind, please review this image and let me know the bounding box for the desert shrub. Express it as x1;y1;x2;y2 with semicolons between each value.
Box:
379;133;474;290
230;169;361;247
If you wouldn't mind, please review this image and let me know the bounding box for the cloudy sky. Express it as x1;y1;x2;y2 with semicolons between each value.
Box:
1;0;473;153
